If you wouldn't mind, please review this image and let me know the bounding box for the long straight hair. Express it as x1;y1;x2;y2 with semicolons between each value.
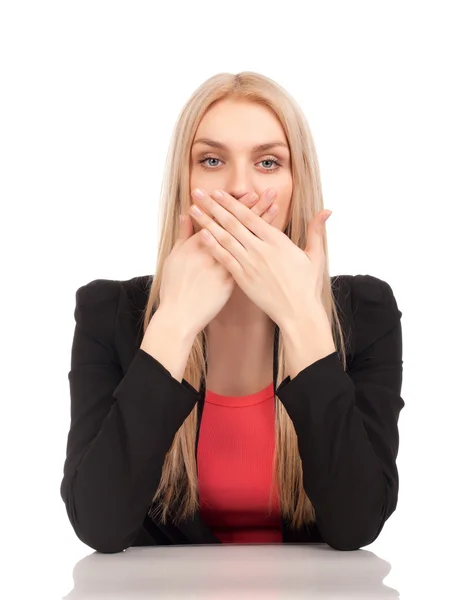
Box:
143;72;347;530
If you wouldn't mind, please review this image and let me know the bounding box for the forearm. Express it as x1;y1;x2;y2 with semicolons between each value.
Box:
140;307;197;383
62;281;201;553
276;354;388;550
276;306;401;550
63;347;201;553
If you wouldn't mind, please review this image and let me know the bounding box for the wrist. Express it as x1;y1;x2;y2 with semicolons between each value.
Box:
279;301;329;336
144;305;198;349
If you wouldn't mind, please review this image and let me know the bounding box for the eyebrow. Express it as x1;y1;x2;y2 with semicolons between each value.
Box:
192;138;289;153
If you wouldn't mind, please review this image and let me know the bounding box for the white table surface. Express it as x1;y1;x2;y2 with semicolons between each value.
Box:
5;528;462;600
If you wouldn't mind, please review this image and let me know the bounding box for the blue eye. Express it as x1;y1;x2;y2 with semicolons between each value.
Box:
198;154;282;173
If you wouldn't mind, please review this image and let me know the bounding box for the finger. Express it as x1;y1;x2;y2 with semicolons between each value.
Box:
208;192;257;223
239;191;258;206
241;191;279;226
261;200;279;224
237;191;277;219
200;228;243;283
206;188;275;244
304;210;328;261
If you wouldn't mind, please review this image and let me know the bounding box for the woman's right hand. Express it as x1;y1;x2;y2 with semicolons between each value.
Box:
156;190;280;339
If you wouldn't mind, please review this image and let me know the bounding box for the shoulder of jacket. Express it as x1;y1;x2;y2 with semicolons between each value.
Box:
349;274;401;314
75;278;120;306
75;274;152;305
345;273;402;357
73;279;121;342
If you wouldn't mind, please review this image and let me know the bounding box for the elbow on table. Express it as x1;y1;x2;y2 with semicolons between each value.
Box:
90;540;129;554
323;475;397;551
325;530;380;551
60;477;137;554
75;527;134;554
324;517;386;551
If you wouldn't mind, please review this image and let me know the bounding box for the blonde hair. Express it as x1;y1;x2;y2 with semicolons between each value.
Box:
144;71;347;530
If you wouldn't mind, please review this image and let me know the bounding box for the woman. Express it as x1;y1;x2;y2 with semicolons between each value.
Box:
60;71;404;553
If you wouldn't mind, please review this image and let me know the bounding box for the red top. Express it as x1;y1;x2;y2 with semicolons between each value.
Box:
197;381;283;544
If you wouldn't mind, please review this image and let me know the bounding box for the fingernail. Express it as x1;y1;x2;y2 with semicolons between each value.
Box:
211;190;223;201
192;188;205;200
265;188;276;201
190;204;202;216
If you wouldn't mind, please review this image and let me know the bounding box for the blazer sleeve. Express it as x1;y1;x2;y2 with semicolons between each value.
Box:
275;274;404;551
60;279;200;553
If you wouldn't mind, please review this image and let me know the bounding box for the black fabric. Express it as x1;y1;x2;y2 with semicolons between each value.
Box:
60;273;404;553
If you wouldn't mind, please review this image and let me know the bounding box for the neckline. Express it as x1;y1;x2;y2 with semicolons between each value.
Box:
205;382;275;407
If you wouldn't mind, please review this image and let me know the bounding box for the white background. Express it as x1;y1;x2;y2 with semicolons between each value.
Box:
1;1;464;598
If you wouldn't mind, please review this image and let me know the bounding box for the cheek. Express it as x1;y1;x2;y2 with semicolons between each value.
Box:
277;185;292;212
277;186;293;228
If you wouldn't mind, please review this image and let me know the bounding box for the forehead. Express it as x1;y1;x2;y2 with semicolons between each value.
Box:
195;99;286;142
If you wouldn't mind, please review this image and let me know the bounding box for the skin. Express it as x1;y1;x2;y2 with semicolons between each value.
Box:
189;98;293;394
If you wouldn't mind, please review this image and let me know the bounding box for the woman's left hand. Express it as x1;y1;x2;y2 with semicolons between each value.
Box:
189;187;332;328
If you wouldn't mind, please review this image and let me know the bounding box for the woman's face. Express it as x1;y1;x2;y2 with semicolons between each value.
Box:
190;99;293;234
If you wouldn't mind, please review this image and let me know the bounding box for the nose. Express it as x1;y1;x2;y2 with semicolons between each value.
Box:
224;186;255;202
221;162;258;201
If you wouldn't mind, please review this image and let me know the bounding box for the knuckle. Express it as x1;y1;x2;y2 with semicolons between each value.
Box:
224;253;234;266
223;213;234;227
242;212;255;228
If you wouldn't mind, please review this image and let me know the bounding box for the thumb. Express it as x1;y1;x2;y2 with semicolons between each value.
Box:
175;213;193;246
304;210;331;260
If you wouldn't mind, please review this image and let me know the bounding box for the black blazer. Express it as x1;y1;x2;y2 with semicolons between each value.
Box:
60;273;404;553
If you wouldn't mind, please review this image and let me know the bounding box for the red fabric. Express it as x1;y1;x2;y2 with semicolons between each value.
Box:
197;381;283;544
